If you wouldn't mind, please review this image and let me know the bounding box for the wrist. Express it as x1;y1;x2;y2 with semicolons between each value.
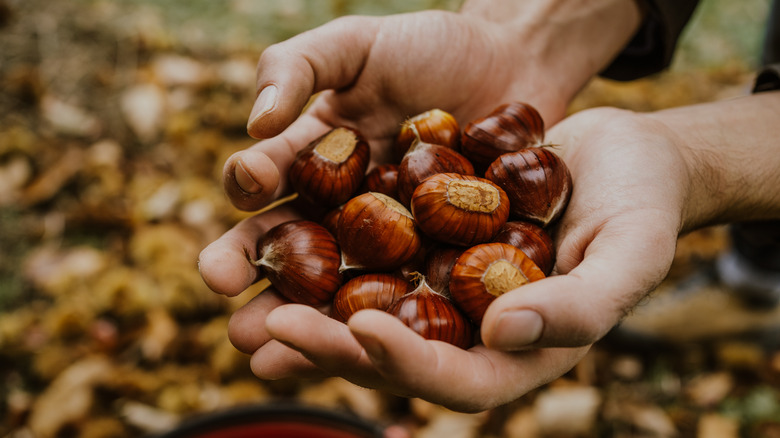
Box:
648;91;780;230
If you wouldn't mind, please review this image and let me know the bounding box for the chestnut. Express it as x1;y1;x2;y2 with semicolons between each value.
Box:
288;127;370;207
331;273;410;322
423;244;465;297
321;205;343;237
449;242;545;324
337;191;423;272
394;109;460;161
461;101;545;169
485;147;572;227
492;221;555;275
388;275;473;349
253;220;342;307
411;173;510;246
397;137;474;207
358;164;400;200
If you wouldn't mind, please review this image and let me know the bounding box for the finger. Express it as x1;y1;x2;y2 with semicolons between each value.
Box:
227;288;290;354
250;339;328;381
264;304;382;387
348;310;590;412
481;211;679;350
224;113;333;211
197;206;302;296
247;15;382;139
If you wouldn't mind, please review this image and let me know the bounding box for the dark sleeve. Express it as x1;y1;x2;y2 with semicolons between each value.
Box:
761;0;780;65
753;64;780;92
599;0;700;81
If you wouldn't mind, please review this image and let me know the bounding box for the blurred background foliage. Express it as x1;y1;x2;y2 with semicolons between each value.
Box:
1;0;778;437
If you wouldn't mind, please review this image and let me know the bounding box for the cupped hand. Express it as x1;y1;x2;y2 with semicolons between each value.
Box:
201;9;579;318
201;105;696;412
223;10;574;214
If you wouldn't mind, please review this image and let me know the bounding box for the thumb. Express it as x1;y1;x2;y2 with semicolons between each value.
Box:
247;15;381;139
480;212;679;350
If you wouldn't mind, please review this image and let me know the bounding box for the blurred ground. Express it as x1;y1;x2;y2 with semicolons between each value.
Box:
0;0;778;437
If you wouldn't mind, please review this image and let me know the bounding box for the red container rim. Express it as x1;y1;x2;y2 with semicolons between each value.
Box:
149;402;385;438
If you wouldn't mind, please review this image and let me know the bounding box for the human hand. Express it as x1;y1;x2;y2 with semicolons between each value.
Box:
199;2;658;412
221;0;644;213
201;107;697;412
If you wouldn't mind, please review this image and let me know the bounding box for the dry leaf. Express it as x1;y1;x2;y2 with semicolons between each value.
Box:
534;385;602;436
40;95;101;137
685;372;734;407
410;399;489;438
140;308;179;362
503;407;539;438
697;413;739;438
28;356;115;437
120;400;180;434
298;378;386;422
151;54;209;87
120;83;166;142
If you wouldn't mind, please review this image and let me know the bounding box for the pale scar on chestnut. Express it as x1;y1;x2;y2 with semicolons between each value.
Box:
372;192;414;219
446;180;501;213
314;127;357;163
482;259;530;297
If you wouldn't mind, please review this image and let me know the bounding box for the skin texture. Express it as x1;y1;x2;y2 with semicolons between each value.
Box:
198;0;780;413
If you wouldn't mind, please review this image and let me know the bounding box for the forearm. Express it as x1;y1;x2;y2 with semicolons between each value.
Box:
650;91;780;229
460;0;645;103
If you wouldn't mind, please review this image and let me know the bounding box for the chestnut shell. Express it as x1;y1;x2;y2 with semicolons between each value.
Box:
388;278;473;349
397;141;474;207
492;221;555;275
449;242;545;324
288;127;370;207
394;109;460;161
337;192;422;272
423;245;465;297
411;173;510;246
358;164;399;200
461;101;545;169
255;220;342;307
331;273;410;322
485;147;572;226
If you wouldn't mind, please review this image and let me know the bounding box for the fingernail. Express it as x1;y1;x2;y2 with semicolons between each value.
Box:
235;160;262;194
247;85;278;132
489;309;543;350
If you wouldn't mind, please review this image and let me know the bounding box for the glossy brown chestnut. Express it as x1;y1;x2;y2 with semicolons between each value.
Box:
321;205;343;238
394;109;460;160
388;275;473;349
288;127;370;207
449;242;545;324
337;191;422;272
397;139;474;207
253;220;342;307
492;221;555;275
423;245;465;297
331;273;411;322
358;164;399;200
411;173;510;246
485;147;572;227
461;101;545;169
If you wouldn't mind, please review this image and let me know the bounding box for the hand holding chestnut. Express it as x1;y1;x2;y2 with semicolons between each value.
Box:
241;103;574;349
203;99;590;413
196;0;780;413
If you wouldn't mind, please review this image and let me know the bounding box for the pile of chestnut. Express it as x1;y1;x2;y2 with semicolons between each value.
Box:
252;102;572;349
